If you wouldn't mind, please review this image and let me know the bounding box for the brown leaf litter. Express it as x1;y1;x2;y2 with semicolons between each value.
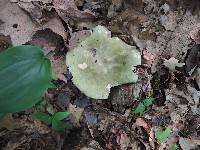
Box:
53;0;96;23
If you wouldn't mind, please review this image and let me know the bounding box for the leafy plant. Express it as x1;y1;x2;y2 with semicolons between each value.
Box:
156;128;172;144
133;97;154;116
66;25;141;99
32;112;52;125
32;111;70;131
0;45;54;114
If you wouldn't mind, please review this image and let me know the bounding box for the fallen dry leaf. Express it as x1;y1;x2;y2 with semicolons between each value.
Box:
68;30;90;50
50;55;67;82
42;17;68;46
179;137;200;150
53;0;95;23
0;0;36;45
135;118;155;149
17;1;45;23
135;118;149;131
0;0;67;47
159;11;178;31
117;131;130;150
149;128;155;149
144;10;199;73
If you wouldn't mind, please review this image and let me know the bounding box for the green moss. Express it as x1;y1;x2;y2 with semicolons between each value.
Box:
66;26;141;99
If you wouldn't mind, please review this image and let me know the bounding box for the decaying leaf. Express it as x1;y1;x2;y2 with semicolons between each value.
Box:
0;0;67;48
169;105;188;123
135;118;149;131
50;55;67;82
179;137;200;150
17;1;46;23
69;30;91;50
117;132;130;150
42;17;68;45
0;0;36;45
53;0;95;23
144;11;199;73
84;106;143;149
160;11;178;31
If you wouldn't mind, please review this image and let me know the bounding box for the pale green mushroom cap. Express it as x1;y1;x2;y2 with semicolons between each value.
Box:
66;25;141;99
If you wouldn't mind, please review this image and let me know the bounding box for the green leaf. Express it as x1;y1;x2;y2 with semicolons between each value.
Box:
0;45;54;113
133;97;154;116
134;103;146;116
53;112;70;121
167;145;178;150
156;128;171;144
52;118;65;131
32;112;52;125
143;98;154;107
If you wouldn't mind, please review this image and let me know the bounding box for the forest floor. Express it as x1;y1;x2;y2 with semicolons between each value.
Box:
1;0;200;150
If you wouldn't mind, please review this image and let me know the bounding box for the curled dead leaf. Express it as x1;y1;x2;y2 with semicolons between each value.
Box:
0;0;36;45
53;0;95;23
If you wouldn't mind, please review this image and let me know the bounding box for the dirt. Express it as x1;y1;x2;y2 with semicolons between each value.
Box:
1;0;200;149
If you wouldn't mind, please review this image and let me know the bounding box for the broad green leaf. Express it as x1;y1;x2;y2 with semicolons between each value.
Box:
32;112;52;125
143;98;154;107
53;112;70;121
133;97;154;116
0;45;54;113
52;118;65;131
134;103;146;116
156;128;172;143
167;145;178;150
